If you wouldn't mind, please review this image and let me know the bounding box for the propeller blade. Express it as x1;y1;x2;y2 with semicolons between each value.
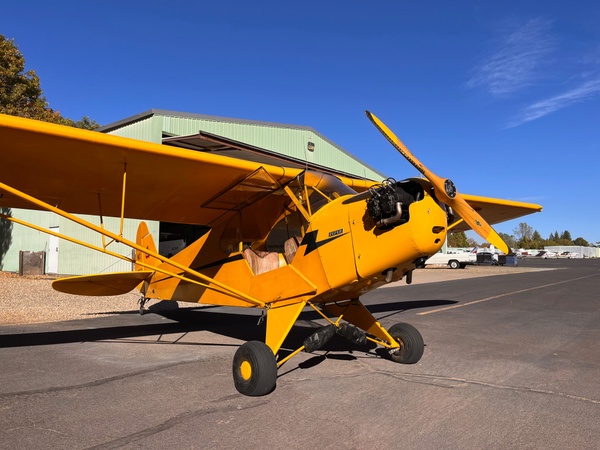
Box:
444;195;510;254
365;111;510;254
366;111;447;195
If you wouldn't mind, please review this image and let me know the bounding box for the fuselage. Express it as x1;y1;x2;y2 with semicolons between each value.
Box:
301;179;447;302
144;175;448;308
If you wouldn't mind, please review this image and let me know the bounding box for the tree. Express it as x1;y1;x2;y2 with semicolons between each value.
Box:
574;237;589;247
513;223;533;242
0;35;98;129
448;231;469;247
466;237;479;247
560;230;573;243
0;207;12;269
498;232;517;250
513;222;535;248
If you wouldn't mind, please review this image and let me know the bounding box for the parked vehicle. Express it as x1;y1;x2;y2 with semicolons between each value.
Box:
534;251;557;259
475;249;500;265
424;249;477;269
516;249;538;257
557;251;577;258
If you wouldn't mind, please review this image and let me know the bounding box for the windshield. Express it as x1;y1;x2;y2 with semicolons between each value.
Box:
304;171;357;213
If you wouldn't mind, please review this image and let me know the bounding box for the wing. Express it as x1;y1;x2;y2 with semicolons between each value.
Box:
0;114;371;225
450;194;542;232
52;271;154;296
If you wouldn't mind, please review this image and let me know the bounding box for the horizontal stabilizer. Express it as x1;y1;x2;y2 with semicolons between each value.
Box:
52;271;154;296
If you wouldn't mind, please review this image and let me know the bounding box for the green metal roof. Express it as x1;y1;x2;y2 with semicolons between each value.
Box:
98;110;384;181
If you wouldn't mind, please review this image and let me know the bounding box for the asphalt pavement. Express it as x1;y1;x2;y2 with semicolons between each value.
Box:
1;258;599;449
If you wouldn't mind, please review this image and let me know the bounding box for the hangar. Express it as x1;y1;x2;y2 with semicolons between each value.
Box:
0;110;383;275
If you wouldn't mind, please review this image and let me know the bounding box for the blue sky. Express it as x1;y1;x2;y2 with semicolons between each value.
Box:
2;1;599;244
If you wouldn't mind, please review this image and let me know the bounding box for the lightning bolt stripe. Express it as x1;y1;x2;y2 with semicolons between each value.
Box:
301;230;349;256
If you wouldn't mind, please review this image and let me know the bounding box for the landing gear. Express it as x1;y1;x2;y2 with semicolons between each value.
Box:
231;302;425;396
232;341;277;396
388;322;424;364
138;297;148;315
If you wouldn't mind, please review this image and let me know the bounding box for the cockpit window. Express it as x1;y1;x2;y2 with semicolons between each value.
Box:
261;171;358;252
303;171;357;213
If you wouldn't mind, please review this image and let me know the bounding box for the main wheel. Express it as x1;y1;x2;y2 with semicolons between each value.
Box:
232;341;277;396
388;322;424;364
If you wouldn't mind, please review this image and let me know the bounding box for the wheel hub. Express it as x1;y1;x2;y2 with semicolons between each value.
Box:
240;360;252;380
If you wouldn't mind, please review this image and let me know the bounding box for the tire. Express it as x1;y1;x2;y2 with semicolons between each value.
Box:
232;341;277;396
449;260;460;269
388;323;424;364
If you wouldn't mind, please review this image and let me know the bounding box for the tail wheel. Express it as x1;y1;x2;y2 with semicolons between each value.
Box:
388;322;424;364
232;341;277;396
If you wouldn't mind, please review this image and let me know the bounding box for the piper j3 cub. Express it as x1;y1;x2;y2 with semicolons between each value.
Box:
0;111;541;396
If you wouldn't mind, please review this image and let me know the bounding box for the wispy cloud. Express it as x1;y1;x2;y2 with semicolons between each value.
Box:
468;18;600;127
515;196;547;203
507;78;600;127
467;19;554;96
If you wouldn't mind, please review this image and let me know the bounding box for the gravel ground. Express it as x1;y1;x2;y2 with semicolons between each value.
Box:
0;271;142;325
0;265;545;325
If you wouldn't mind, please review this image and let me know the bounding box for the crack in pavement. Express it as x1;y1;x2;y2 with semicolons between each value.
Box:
382;371;600;405
0;359;203;399
84;400;269;450
281;364;600;406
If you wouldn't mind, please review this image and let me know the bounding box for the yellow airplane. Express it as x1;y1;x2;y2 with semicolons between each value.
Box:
0;111;541;396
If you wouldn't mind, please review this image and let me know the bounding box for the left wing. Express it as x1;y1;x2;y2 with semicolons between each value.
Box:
0;114;297;224
0;114;540;237
451;194;542;232
0;114;372;226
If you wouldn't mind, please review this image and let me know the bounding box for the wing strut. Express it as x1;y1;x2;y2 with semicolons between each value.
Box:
98;163;128;250
0;213;256;301
0;181;265;307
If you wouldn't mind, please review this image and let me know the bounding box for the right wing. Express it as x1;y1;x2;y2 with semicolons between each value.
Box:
452;194;542;232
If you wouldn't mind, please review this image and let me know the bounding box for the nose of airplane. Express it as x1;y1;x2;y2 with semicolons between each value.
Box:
407;196;448;257
366;111;510;255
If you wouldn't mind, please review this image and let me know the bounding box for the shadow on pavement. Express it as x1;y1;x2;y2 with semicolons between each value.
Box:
0;299;457;352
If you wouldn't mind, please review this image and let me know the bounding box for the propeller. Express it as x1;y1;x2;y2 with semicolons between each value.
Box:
365;110;510;255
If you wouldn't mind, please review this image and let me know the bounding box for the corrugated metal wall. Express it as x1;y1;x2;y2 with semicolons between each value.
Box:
157;112;382;180
58;215;156;275
106;111;382;180
545;246;600;258
104;115;163;143
1;209;58;272
1;208;159;276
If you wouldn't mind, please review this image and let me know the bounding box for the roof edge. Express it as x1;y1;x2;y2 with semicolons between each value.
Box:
97;110;157;132
98;109;385;178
